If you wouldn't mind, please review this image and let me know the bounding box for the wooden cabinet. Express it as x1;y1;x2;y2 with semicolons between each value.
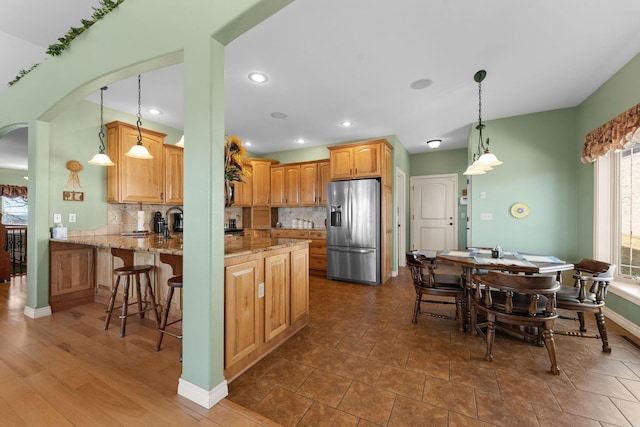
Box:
106;121;167;203
224;242;309;380
49;242;95;311
225;258;260;368
299;161;330;206
164;144;184;205
249;159;277;206
317;161;330;205
309;230;327;272
271;164;300;206
232;164;253;207
328;140;386;180
244;229;271;238
264;252;290;342
271;229;311;239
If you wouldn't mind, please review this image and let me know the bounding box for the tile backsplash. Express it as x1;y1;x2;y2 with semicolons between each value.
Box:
277;206;326;229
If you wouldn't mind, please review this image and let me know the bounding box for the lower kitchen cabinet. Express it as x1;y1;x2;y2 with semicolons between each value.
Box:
224;242;309;380
49;242;95;311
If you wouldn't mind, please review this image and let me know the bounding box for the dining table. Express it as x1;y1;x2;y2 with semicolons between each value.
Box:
408;248;575;332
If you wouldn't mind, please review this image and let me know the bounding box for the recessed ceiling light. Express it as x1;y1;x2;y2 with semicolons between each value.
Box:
147;108;162;115
295;138;305;144
339;120;353;127
410;78;433;90
270;112;287;119
248;72;268;83
245;141;252;146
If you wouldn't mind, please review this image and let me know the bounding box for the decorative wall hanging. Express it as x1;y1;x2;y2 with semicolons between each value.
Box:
510;202;530;219
64;160;84;201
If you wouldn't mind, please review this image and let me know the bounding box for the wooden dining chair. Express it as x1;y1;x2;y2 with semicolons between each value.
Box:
555;259;616;353
406;253;464;331
471;271;561;374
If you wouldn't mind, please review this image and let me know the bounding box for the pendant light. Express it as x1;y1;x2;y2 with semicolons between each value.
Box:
175;135;184;147
88;86;116;166
125;74;153;159
463;70;501;175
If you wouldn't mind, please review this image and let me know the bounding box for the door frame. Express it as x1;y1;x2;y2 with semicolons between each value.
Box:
410;173;458;250
395;168;406;269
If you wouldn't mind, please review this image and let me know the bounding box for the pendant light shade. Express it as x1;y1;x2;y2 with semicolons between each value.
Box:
175;135;184;147
125;74;154;159
88;86;116;166
463;70;502;175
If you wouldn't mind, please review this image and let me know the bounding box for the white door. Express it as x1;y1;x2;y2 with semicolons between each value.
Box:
396;168;406;268
411;174;457;250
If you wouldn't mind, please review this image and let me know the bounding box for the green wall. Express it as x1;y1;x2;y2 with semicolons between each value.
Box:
468;108;578;261
0;168;28;185
48;100;182;231
410;148;468;249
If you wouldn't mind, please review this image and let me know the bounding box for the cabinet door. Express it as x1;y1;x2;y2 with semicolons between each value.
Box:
252;161;272;206
316;161;330;205
264;252;290;342
300;163;317;206
353;143;381;178
284;164;300;206
164;144;184;205
290;248;309;324
225;259;260;368
251;207;272;229
329;147;354;180
270;166;285;206
50;247;95;297
233;164;253;206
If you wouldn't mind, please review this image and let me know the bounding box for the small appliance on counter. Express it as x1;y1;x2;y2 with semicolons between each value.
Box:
153;211;164;233
173;212;183;232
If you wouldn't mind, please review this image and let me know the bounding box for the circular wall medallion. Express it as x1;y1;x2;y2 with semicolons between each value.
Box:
510;202;530;219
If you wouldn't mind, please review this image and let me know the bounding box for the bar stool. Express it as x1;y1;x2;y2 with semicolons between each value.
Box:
156;253;183;357
103;248;159;337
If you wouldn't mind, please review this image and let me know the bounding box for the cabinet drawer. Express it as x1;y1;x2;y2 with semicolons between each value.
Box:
309;255;327;270
309;230;326;239
309;241;326;255
271;229;309;239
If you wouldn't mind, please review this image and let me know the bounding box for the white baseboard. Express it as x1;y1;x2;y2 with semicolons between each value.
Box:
177;377;228;409
604;307;640;340
23;305;52;319
391;269;398;277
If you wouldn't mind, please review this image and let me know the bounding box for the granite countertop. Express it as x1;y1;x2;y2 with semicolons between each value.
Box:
50;233;309;258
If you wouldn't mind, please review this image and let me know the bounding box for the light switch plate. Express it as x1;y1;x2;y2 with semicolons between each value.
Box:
53;213;61;223
69;213;77;223
480;213;493;220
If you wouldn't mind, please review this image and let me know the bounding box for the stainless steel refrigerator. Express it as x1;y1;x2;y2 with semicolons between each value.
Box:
326;179;381;285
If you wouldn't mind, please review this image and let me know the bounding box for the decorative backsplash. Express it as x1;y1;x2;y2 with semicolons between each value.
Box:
277;206;326;229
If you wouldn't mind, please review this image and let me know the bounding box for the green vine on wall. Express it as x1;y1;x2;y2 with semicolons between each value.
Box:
8;0;125;87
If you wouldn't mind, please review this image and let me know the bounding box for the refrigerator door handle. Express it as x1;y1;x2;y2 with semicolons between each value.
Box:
328;246;376;254
347;184;353;240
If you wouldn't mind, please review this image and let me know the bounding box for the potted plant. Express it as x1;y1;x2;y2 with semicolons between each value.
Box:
224;135;248;207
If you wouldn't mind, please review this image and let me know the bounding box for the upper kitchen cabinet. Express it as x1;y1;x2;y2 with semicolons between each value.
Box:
106;121;167;204
300;160;330;206
271;164;300;207
328;139;392;180
232;163;253;207
164;144;184;205
317;161;330;205
248;158;278;206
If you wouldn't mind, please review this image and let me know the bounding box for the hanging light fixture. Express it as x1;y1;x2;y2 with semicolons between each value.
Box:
463;69;502;175
88;86;116;166
175;134;184;147
125;74;153;159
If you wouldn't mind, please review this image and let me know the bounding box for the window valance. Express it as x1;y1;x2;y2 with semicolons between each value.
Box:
582;102;640;164
0;185;28;200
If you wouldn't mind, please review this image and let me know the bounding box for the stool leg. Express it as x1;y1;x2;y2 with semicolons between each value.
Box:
103;276;121;331
135;273;144;319
156;287;175;351
120;275;131;338
144;271;160;325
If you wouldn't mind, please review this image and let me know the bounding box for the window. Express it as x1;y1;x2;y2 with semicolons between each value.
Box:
1;196;28;225
618;145;640;277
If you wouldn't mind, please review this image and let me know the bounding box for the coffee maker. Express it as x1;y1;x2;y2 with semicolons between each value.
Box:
173;212;183;232
153;211;164;233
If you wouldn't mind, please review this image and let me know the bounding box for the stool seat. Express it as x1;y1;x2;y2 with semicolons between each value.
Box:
156;275;183;356
103;260;159;338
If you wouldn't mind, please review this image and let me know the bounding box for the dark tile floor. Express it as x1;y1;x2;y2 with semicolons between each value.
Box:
227;266;640;426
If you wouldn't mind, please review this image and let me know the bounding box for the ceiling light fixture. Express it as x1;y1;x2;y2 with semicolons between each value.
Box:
175;135;184;147
147;108;162;115
270;112;287;119
248;72;268;83
426;139;441;149
125;75;154;159
295;138;305;144
340;120;353;127
463;70;502;175
410;78;433;90
88;86;116;166
245;141;253;146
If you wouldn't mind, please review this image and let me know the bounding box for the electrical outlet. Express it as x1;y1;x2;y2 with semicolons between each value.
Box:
69;213;77;223
480;213;493;220
258;283;265;298
53;213;61;223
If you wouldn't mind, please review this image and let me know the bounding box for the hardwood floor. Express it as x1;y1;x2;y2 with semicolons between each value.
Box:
0;276;280;426
2;269;640;426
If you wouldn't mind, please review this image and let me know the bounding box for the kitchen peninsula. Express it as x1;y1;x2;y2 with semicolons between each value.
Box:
49;234;309;380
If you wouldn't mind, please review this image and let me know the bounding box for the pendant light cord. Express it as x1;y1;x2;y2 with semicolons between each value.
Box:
98;86;107;154
136;74;143;145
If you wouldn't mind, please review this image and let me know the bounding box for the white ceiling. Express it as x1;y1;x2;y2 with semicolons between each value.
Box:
2;0;640;170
